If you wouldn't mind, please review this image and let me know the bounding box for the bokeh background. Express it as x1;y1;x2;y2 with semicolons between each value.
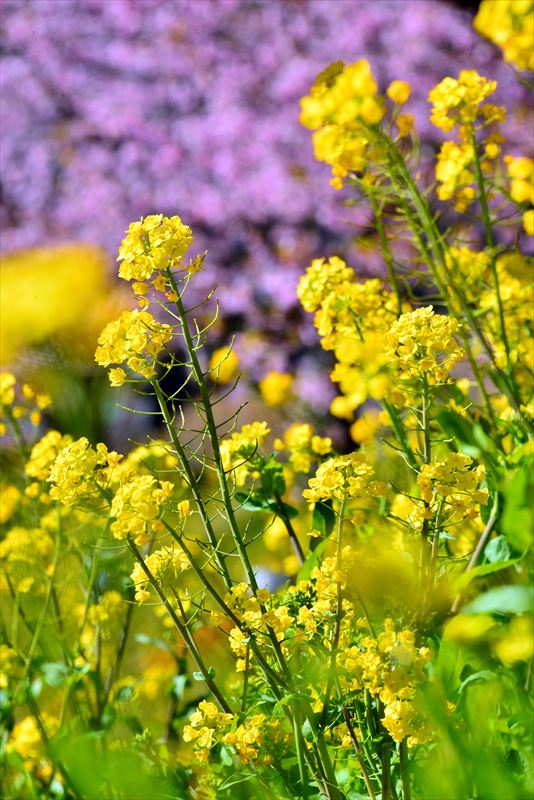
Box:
1;0;533;439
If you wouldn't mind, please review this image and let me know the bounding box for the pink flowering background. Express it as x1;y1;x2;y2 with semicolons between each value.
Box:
1;0;532;410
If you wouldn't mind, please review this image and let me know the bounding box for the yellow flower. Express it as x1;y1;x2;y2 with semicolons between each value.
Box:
178;499;191;518
48;438;119;507
474;0;534;72
220;421;270;486
523;209;534;236
0;373;16;406
130;544;189;601
386;80;412;106
259;371;293;406
417;452;488;523
0;485;20;524
505;155;534;204
0;245;112;364
300;60;385;185
303;452;387;503
26;430;73;481
208;346;239;384
111;475;174;543
117;214;194;282
386;306;463;385
95;309;173;382
108;367;126;387
428;70;499;133
396;113;414;137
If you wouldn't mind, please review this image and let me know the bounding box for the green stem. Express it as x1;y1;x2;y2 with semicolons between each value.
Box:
126;535;232;713
383;400;418;471
369;192;403;316
274;490;305;563
151;378;232;590
399;740;412;800
470;131;510;365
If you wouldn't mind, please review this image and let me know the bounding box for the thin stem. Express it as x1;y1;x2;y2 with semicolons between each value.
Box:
151;379;232;590
274;490;305;564
369;192;403;316
126;535;232;713
451;495;499;613
320;501;345;729
341;703;377;800
470;131;510;365
399;740;412;800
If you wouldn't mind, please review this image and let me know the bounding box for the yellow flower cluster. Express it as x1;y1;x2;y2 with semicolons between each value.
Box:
446;246;491;304
130;544;189;603
428;70;499;133
5;713;58;776
435;141;477;211
303;452;387;503
220;421;270;486
429;70;505;211
0;484;20;524
0;644;19;689
474;0;534;72
0;372;16;407
95;309;173;384
25;430;73;481
480;254;534;392
386;306;463;387
505;156;534;236
48;438;121;507
343;619;431;746
110;475;174;544
299;60;385;188
117;214;194;282
296;256;355;313
258;371;293;407
316;278;398;347
418;453;488;523
222;714;267;763
0;527;54;594
274;422;332;473
298;256;400;417
182;701;234;762
183;701;272;765
0;373;51;434
76;592;125;666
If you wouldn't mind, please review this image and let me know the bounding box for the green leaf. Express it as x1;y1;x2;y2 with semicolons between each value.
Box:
484;535;511;563
267;499;299;519
500;463;533;553
171;674;188;701
462;586;534;615
297;539;328;582
458;670;496;696
455;559;519;590
41;662;70;689
437;409;499;474
261;459;286;497
312;499;335;538
219;746;234;767
235;491;270;512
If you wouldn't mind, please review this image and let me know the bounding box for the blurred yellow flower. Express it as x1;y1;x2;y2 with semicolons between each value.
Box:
208;345;239;384
1;244;128;364
259;371;294;406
